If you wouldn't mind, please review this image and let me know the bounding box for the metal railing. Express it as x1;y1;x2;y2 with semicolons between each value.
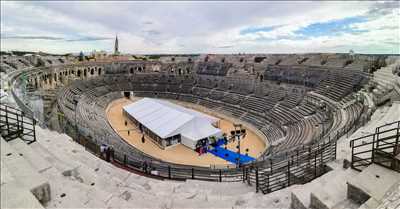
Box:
0;104;37;144
251;139;336;193
350;120;400;172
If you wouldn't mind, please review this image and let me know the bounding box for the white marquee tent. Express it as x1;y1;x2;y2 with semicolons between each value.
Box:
123;98;223;149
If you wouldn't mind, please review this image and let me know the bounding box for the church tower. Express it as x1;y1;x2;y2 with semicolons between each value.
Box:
114;35;119;55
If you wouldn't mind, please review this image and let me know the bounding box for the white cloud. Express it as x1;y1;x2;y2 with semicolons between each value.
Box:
0;1;398;54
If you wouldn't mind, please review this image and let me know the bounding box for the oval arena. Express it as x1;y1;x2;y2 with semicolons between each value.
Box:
2;53;400;208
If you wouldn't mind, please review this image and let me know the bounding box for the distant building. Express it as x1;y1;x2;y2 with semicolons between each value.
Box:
91;50;107;59
78;51;84;61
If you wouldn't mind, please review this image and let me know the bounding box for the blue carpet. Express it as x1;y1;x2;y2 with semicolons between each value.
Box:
209;146;255;164
215;138;226;147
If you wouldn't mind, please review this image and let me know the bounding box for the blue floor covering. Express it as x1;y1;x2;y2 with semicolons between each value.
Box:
208;146;255;164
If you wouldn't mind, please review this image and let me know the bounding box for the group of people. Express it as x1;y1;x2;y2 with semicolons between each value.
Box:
141;161;159;175
100;144;115;162
124;120;145;143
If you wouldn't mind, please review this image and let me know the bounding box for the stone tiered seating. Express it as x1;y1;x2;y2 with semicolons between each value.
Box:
96;92;123;109
4;127;287;208
260;125;285;144
295;102;317;117
207;89;224;101
241;96;269;113
196;62;231;76
1;138;50;207
315;70;366;101
219;105;246;118
180;84;194;94
197;98;222;109
178;94;199;104
280;93;303;108
220;92;244;105
157;92;178;100
224;82;251;95
240;113;269;129
0;63;16;73
192;87;211;98
54;68;367;160
56;72;351;155
371;60;400;104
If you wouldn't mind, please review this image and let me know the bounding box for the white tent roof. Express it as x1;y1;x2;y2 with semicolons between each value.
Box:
123;98;221;140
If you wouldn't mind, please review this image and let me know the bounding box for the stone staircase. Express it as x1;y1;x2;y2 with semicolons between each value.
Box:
371;60;400;104
2;125;294;209
1;138;50;209
290;162;400;209
347;164;400;209
290;161;360;209
289;100;400;209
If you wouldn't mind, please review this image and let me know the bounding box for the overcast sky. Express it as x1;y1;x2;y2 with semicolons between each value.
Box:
1;1;399;54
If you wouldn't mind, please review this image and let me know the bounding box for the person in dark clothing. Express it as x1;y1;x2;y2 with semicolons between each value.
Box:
142;161;148;173
110;146;115;161
141;134;145;143
105;147;111;162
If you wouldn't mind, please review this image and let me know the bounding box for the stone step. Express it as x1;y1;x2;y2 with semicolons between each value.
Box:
358;198;380;209
331;199;360;209
42;168;129;209
8;138;53;173
35;127;85;152
0;158;15;185
310;168;359;209
16;132;135;208
291;161;359;209
35;127;131;182
347;164;400;205
31;127;166;207
29;141;76;172
1;181;44;209
0;139;51;203
374;181;400;209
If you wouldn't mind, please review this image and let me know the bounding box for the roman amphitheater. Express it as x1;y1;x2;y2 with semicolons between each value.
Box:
1;52;399;209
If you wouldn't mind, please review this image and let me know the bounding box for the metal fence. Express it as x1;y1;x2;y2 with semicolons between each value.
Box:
350;120;400;172
60;97;370;195
0;104;36;144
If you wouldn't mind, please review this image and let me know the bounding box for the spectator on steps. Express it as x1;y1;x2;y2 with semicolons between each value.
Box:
110;146;115;161
100;144;107;159
105;147;111;162
142;161;148;173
